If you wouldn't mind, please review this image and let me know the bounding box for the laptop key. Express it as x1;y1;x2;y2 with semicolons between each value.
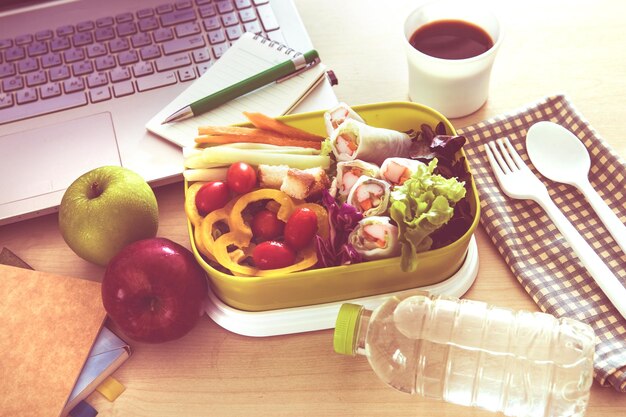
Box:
132;61;154;77
235;0;252;9
155;52;192;71
192;48;211;63
212;43;229;59
16;88;38;104
0;63;16;78
160;9;197;27
18;58;38;73
15;34;33;46
109;38;130;53
77;21;95;32
40;82;62;98
0;92;87;125
27;41;48;57
110;67;131;82
117;22;138;37
72;32;94;47
243;20;262;34
49;66;71;81
50;37;71;52
162;35;205;55
0;93;14;108
208;29;226;44
2;76;24;92
86;43;107;58
115;12;134;23
87;72;108;88
56;25;75;37
5;46;26;62
72;61;94;76
112;81;134;97
216;0;235;14
153;28;175;43
175;22;202;37
139;17;160;32
131;33;152;48
63;48;85;63
26;70;47;86
203;16;221;31
41;53;62;69
198;4;217;18
257;4;279;32
118;50;140;66
136;71;177;91
96;16;115;28
178;67;196;81
95;27;116;42
226;25;243;41
139;44;161;60
89;86;112;103
35;30;53;41
95;56;116;71
63;77;86;93
239;9;258;23
221;12;238;27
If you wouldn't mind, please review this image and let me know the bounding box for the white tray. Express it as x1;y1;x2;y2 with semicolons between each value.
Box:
205;235;479;337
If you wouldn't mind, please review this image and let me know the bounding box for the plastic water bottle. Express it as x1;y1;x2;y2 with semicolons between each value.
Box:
333;292;596;417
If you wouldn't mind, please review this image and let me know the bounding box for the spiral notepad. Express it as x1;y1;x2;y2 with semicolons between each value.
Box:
146;33;328;148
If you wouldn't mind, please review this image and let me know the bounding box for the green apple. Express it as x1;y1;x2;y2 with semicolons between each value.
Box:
59;166;159;266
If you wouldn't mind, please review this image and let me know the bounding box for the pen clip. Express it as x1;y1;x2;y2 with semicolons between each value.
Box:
276;58;321;83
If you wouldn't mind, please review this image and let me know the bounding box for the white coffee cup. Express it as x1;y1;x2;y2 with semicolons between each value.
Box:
403;0;503;118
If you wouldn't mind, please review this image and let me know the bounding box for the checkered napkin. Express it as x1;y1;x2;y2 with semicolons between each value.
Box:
457;94;626;392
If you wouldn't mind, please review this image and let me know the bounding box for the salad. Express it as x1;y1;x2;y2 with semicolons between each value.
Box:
183;103;473;277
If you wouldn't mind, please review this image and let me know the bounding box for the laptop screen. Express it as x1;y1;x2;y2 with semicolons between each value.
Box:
0;0;55;12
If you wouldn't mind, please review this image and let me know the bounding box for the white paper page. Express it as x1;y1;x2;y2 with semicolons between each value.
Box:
146;33;327;148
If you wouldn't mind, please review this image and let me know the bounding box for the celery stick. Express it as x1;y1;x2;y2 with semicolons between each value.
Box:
207;143;320;154
202;147;330;169
183;168;228;182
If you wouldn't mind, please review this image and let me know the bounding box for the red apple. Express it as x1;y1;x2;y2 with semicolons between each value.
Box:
101;237;208;343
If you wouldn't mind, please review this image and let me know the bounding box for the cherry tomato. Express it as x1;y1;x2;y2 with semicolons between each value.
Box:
251;209;285;242
284;207;318;250
195;181;230;216
227;162;257;194
252;241;296;270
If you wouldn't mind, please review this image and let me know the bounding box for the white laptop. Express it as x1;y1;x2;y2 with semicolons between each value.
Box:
0;0;337;225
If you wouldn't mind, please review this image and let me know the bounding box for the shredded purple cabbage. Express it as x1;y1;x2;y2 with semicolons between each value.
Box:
314;190;363;267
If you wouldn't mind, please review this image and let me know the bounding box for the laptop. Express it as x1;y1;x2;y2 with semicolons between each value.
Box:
0;0;337;225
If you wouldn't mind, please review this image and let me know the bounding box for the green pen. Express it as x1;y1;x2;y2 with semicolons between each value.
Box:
161;49;321;124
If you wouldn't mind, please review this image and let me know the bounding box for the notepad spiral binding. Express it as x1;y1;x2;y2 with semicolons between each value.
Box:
252;33;300;57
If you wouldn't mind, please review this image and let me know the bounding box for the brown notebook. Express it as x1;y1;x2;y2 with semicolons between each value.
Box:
0;263;106;417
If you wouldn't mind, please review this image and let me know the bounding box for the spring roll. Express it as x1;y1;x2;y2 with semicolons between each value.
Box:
335;160;380;199
380;157;425;186
324;102;365;136
330;119;412;165
349;216;400;260
346;175;391;217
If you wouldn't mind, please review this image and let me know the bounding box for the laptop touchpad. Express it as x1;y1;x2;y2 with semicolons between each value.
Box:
0;113;121;205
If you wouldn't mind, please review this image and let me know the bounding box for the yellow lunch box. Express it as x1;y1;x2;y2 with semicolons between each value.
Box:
185;101;481;311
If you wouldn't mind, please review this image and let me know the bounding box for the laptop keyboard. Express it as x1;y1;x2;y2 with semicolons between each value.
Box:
0;0;283;125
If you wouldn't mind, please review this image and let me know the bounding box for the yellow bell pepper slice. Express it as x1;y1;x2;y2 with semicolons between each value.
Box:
184;182;206;228
228;189;295;247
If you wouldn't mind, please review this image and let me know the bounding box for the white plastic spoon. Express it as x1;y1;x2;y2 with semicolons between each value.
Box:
526;121;626;255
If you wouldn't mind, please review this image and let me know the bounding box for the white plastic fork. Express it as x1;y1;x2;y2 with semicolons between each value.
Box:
485;137;626;320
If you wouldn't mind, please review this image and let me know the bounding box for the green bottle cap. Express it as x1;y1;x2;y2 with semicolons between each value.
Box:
333;303;363;356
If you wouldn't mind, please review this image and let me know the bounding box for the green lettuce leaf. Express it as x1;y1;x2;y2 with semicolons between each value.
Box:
389;159;466;272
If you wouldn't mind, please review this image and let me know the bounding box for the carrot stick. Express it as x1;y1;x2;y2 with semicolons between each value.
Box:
243;111;325;142
195;134;321;149
197;126;267;136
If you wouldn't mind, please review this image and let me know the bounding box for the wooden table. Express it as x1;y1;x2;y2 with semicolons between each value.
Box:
2;0;626;415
